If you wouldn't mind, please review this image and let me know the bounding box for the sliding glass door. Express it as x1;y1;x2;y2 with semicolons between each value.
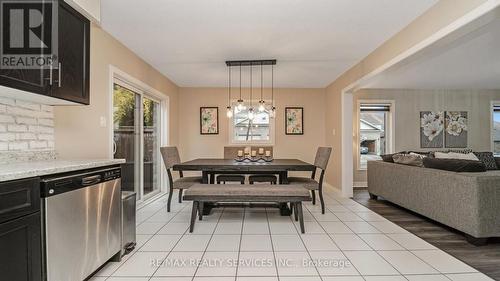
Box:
113;80;163;201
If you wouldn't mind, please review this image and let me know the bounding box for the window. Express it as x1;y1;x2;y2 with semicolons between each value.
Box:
358;103;393;170
230;102;274;144
493;104;500;155
113;79;164;202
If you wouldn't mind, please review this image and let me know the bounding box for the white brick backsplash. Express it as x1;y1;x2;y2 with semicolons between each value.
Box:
8;124;27;132
0;97;15;106
0;133;15;141
0;114;15;123
29;140;47;149
9;142;28;151
15;100;41;111
38;134;54;141
17;133;37;140
0;97;55;154
17;117;37;125
38;118;54;126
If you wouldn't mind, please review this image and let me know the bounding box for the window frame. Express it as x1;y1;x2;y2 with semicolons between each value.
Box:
356;99;395;171
228;99;276;145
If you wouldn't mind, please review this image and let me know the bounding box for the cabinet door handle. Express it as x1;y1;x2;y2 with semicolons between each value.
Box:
58;62;62;87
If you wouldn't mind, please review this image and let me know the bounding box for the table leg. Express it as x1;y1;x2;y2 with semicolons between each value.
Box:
279;203;292;216
297;202;305;234
198;202;204;221
279;171;289;184
189;201;198;233
202;171;209;184
202;202;215;215
209;172;215;184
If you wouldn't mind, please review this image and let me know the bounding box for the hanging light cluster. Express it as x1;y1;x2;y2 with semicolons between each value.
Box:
225;59;277;120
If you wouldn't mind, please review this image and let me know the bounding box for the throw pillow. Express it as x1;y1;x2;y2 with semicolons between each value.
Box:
392;153;425;167
434;152;479;161
423;158;486;172
381;154;395;163
473;152;498;170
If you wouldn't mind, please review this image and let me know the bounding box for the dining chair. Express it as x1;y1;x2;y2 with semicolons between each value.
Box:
216;146;246;184
287;147;332;214
248;146;278;184
161;146;203;212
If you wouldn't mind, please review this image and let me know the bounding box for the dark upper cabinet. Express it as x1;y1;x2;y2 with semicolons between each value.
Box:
50;0;90;104
0;0;90;105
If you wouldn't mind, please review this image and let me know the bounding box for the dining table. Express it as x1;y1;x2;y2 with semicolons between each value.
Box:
173;158;316;215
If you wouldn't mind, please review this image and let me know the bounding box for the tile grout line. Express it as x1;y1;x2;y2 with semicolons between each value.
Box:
234;207;245;281
265;207;281;280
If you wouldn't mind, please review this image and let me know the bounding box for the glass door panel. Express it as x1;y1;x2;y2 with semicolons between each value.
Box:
113;84;140;195
143;97;161;198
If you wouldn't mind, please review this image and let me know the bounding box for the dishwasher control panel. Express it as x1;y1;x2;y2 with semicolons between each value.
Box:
41;166;121;198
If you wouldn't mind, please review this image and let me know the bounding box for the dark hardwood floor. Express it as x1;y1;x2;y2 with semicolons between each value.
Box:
353;190;500;281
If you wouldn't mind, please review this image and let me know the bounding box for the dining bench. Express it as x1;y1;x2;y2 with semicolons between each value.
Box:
183;184;312;233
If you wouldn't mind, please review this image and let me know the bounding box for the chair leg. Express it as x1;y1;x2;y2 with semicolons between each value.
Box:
217;180;221;184
293;203;299;222
189;201;198;233
311;190;316;205
178;189;183;203
240;180;245;184
249;181;254;185
297;202;305;234
319;188;325;214
167;187;174;212
198;202;204;221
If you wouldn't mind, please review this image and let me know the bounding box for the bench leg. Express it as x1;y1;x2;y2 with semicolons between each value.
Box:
198;202;204;221
189;201;198;233
293;203;299;222
296;202;305;234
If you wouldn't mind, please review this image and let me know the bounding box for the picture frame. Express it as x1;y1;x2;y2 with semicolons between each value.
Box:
285;107;304;135
200;107;219;135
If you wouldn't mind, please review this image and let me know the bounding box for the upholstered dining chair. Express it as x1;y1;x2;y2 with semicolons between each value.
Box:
216;146;246;184
161;146;202;212
248;146;278;184
287;147;332;214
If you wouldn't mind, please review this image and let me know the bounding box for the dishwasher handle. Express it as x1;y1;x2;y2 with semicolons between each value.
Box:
81;175;102;186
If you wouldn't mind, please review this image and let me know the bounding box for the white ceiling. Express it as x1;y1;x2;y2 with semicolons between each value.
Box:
101;0;437;88
362;13;500;89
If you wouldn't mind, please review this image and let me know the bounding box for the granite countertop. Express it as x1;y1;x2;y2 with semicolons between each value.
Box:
0;159;126;182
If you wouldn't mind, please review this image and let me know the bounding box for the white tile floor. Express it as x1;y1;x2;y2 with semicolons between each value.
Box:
90;188;494;281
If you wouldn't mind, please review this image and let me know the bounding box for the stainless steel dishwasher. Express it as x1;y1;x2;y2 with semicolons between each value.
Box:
41;166;122;281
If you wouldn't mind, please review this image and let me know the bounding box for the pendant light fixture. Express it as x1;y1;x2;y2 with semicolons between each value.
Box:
236;64;244;112
226;65;233;118
248;64;255;120
258;62;266;112
270;64;276;118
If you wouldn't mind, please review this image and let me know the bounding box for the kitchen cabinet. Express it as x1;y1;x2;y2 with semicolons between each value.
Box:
0;178;42;281
0;0;90;105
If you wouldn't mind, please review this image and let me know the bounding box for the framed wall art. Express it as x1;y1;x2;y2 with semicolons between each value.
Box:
285;107;304;135
200;107;219;135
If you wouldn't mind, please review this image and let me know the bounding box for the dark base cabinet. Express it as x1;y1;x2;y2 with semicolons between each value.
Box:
0;212;42;281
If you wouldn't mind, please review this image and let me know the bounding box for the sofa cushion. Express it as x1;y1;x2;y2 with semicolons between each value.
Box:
423;158;486;172
473;152;498;170
393;153;425;167
434;152;479;161
496;157;500;169
381;153;396;163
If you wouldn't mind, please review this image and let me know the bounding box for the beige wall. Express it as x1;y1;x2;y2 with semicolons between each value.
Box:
353;88;500;183
325;0;489;190
55;24;179;159
178;87;326;177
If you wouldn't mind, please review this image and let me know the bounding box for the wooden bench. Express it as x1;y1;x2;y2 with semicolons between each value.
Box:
183;184;312;233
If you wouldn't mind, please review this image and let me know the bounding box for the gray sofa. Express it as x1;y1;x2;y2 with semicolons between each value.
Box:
367;160;500;245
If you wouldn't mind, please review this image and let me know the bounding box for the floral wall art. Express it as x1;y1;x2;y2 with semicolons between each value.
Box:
445;111;468;148
420;111;444;148
285;107;304;135
200;107;219;135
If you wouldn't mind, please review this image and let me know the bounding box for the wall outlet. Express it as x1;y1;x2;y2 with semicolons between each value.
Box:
99;116;107;128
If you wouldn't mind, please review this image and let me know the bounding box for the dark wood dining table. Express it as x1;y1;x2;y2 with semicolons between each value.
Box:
173;158;316;215
173;158;316;184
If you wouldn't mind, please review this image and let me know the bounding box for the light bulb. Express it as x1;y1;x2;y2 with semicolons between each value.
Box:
270;106;276;118
237;99;244;111
258;101;265;112
226;107;233;118
248;108;255;120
